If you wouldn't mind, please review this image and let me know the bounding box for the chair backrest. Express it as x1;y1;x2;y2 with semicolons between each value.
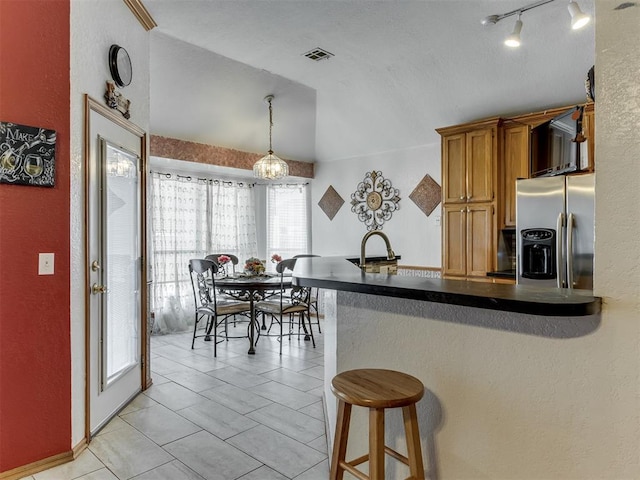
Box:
188;258;219;307
276;258;310;306
205;254;239;274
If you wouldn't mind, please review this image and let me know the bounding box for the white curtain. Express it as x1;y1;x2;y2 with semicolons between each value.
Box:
150;173;257;334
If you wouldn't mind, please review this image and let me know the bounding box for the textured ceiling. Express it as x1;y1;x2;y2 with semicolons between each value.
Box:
146;0;595;164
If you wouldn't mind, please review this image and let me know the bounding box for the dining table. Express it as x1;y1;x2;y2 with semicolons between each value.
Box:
214;273;292;354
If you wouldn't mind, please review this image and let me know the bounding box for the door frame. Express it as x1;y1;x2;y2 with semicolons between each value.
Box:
83;94;150;442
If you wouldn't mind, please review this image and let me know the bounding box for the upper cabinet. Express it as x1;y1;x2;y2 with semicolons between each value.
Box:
439;119;500;205
501;124;530;228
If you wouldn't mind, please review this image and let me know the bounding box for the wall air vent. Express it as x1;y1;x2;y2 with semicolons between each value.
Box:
303;48;334;61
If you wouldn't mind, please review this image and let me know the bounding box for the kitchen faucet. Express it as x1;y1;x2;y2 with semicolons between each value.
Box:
360;230;395;271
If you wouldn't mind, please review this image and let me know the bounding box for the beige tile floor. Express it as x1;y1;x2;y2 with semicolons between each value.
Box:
25;320;328;480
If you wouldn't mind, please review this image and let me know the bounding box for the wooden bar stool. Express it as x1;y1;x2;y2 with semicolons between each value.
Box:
330;368;425;480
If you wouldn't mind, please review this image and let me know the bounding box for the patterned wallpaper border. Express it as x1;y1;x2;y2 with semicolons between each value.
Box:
150;135;314;179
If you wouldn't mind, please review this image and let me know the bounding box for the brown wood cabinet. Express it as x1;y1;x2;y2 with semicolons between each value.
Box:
442;203;494;279
438;120;499;281
441;125;496;204
501;124;530;228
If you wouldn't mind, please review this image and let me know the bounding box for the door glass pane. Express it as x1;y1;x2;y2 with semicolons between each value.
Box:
103;142;140;387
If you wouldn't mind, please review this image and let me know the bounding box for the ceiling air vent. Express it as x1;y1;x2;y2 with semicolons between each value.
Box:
303;48;334;61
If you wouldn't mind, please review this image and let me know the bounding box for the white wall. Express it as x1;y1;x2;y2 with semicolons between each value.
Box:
312;143;441;266
70;0;150;446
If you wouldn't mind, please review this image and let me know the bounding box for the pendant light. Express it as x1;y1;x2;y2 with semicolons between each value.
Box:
253;94;289;180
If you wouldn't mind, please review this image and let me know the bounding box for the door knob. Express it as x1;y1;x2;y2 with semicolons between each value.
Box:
92;283;107;294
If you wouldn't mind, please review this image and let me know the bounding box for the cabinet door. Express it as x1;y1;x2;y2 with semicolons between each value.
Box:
442;204;467;277
503;125;529;227
466;128;494;203
466;204;494;277
442;134;466;203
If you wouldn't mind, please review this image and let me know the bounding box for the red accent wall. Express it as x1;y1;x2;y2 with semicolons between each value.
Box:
0;0;71;472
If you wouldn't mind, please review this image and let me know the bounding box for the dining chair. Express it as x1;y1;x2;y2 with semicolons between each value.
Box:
293;254;322;334
205;253;243;328
255;258;316;355
188;258;251;356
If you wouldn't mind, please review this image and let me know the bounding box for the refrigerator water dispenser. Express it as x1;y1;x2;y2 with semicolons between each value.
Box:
521;229;556;279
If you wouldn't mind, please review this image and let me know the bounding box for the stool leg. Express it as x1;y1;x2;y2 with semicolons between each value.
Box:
402;404;425;479
369;407;385;480
330;400;352;480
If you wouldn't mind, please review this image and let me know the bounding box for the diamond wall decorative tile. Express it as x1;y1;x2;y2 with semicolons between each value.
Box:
318;185;344;220
409;174;441;217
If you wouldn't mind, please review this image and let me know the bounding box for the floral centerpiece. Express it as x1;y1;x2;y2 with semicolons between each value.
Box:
244;257;266;276
215;255;231;276
271;254;282;264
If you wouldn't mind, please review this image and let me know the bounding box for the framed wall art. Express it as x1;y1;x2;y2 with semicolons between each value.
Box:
0;121;56;187
350;170;400;230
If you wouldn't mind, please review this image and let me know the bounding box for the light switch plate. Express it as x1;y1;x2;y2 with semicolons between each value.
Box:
38;253;55;275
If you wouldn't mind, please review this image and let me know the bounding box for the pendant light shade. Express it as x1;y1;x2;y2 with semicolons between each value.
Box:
253;95;289;180
568;1;590;29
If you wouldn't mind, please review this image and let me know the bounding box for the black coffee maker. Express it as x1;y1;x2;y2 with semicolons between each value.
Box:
520;229;556;280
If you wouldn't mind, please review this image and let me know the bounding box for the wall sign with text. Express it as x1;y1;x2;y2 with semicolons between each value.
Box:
0;121;56;187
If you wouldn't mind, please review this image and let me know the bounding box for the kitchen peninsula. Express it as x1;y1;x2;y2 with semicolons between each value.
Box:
293;256;602;479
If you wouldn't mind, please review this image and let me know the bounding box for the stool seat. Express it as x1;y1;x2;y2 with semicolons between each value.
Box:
330;368;426;480
331;368;424;409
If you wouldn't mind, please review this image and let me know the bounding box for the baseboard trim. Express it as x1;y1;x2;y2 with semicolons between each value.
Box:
0;439;87;480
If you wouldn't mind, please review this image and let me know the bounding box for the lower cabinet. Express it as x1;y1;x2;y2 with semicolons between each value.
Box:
443;203;494;279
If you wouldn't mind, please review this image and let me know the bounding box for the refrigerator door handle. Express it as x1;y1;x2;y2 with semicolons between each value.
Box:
567;213;575;289
556;212;565;288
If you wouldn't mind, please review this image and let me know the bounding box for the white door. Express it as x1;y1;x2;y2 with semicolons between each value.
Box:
86;97;147;435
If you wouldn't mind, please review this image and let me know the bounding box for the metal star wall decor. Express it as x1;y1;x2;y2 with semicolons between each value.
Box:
350;170;400;231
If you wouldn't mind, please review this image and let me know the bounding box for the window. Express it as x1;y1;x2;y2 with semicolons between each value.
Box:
266;184;310;260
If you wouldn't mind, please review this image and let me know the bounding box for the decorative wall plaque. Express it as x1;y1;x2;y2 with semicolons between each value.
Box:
350;170;400;231
104;81;131;119
318;185;344;220
409;174;441;216
0;121;56;187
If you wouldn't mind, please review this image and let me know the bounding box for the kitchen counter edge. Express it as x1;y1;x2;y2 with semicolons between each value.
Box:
292;257;601;317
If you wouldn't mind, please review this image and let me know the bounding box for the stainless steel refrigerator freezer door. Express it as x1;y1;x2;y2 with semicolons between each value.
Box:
566;173;595;289
516;176;566;286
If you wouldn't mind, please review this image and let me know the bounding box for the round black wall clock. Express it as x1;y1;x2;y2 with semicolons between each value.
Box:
109;44;132;88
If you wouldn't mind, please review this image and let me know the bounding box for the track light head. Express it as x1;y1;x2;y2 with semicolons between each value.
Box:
504;14;523;47
568;1;591;29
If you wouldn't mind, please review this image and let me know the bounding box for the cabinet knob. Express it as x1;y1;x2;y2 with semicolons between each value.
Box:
460;195;465;200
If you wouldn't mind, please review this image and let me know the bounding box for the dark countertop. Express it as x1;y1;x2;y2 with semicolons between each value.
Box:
292;256;601;317
486;269;516;279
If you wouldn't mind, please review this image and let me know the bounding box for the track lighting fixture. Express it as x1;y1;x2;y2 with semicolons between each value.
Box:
568;1;591;29
504;13;523;47
481;0;591;48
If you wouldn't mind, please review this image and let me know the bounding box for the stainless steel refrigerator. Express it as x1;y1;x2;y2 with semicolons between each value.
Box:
516;173;595;289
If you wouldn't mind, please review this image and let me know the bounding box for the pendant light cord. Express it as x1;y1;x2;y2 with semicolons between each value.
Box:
268;98;274;155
